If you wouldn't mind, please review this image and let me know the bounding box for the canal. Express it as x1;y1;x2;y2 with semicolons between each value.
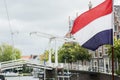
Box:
5;76;39;80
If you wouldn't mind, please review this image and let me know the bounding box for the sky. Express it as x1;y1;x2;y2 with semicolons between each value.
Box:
0;0;119;56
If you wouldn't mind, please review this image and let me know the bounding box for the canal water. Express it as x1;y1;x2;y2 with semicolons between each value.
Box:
5;76;39;80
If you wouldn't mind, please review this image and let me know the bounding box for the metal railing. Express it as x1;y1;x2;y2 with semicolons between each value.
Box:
0;59;53;71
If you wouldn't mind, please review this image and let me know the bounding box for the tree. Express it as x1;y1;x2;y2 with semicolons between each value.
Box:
58;42;77;63
0;43;21;62
107;38;120;75
40;50;49;61
58;42;91;64
73;43;91;65
40;49;55;62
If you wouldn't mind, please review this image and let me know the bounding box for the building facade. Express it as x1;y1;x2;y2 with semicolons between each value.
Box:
91;5;120;73
65;3;120;72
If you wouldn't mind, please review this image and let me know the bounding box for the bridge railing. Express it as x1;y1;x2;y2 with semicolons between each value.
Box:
0;59;53;71
0;59;27;71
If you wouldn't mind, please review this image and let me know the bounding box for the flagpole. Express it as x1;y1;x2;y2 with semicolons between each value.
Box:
111;46;114;80
111;0;115;80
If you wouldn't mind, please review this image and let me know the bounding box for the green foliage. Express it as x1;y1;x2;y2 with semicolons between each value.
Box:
51;53;55;62
116;69;120;75
43;50;49;61
58;42;91;63
108;39;120;59
108;38;120;75
41;49;55;62
58;42;76;63
75;45;91;62
0;43;21;62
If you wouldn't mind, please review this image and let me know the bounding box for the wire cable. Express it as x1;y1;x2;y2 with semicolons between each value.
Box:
3;0;14;46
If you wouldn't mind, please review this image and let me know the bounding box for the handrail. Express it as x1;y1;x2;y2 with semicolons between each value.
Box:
0;59;53;71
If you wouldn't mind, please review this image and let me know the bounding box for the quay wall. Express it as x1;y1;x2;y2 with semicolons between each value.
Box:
46;69;120;80
70;70;120;80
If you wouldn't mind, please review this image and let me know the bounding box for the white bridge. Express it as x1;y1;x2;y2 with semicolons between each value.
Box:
0;59;53;71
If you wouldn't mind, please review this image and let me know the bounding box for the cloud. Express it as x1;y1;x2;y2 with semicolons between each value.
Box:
0;0;114;55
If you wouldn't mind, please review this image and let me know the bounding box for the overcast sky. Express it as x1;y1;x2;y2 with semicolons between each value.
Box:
0;0;119;56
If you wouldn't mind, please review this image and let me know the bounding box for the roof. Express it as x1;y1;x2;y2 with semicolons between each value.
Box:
21;56;31;60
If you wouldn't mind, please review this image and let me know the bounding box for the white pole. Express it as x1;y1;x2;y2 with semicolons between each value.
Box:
107;58;110;72
48;40;52;66
55;39;58;67
104;58;106;73
44;60;46;80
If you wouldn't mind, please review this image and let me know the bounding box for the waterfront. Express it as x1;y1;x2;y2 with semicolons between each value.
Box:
5;76;39;80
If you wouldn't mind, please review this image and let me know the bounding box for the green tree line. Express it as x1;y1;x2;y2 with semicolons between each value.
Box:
41;42;92;64
0;43;21;62
108;38;120;75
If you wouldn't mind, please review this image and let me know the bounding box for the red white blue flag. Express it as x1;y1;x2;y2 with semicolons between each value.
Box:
71;0;113;51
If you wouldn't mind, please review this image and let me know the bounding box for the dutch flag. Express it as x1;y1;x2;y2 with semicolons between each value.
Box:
71;0;113;51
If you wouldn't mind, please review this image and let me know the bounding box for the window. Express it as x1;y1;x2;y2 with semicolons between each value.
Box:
99;52;102;57
117;32;120;39
105;49;108;54
114;24;118;32
95;62;97;66
95;52;97;57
